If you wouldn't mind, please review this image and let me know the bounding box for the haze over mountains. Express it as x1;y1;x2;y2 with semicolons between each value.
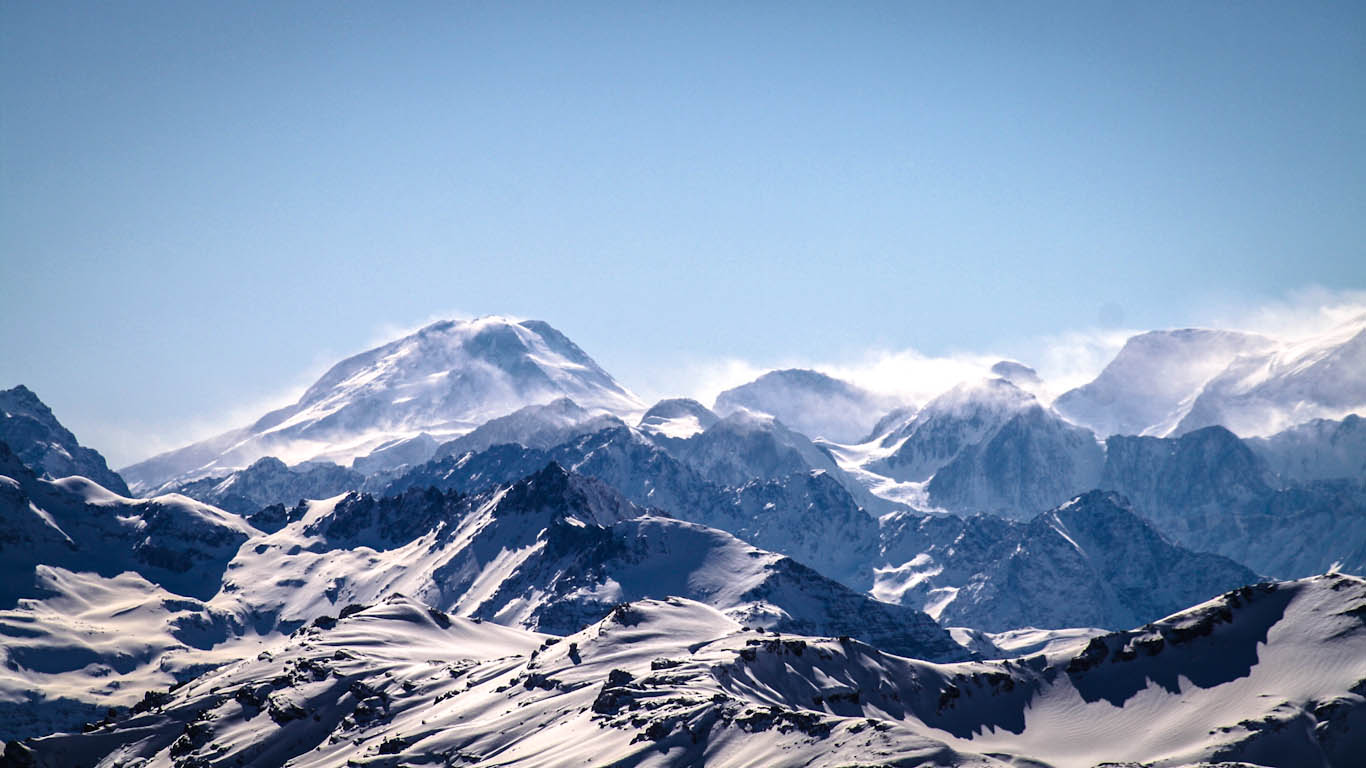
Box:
3;313;1365;765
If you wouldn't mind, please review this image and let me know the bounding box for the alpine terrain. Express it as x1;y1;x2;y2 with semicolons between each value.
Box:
4;314;1364;768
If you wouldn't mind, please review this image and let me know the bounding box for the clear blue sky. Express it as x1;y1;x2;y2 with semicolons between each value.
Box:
3;1;1364;465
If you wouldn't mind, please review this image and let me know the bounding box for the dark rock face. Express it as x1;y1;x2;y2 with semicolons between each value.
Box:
1246;414;1366;484
927;405;1104;519
380;426;882;590
874;378;1038;482
878;492;1259;632
874;405;1365;581
0;385;130;496
1100;427;1366;578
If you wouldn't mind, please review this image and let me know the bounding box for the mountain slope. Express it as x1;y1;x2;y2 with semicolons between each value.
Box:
433;397;625;459
660;410;897;515
925;404;1104;518
1100;426;1366;578
0;441;255;609
1054;328;1276;438
220;463;963;661
871;378;1039;484
119;317;643;492
0;459;961;742
382;426;887;589
0;440;260;738
155;456;363;517
876;491;1259;631
1247;414;1366;483
0;385;130;496
22;575;1366;768
1173;318;1366;436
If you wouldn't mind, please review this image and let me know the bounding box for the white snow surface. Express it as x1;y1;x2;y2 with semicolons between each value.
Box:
21;575;1366;768
1055;316;1366;439
713;368;905;444
1170;315;1366;436
119;317;644;493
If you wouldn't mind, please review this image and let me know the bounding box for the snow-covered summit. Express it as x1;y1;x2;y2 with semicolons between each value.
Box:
872;377;1041;483
713;368;903;443
1055;318;1366;439
1054;328;1276;438
637;397;719;439
120;317;643;492
1172;315;1366;436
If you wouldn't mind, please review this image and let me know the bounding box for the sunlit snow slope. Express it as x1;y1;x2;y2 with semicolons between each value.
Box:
18;574;1366;768
121;317;643;493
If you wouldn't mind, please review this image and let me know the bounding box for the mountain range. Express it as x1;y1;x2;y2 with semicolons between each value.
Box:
3;312;1365;764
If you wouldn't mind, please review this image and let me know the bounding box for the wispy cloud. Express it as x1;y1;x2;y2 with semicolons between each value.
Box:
661;334;1130;411
110;312;482;467
659;288;1366;412
1211;286;1366;340
363;309;480;350
116;289;1366;464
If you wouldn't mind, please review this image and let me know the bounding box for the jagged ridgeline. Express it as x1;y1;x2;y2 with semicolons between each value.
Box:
2;313;1365;765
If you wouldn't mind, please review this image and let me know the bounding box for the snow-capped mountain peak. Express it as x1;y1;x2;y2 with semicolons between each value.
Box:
713;368;903;443
1171;315;1366;436
120;317;643;492
637;397;719;439
872;377;1040;482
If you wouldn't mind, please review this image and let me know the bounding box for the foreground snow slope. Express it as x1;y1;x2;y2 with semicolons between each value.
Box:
19;574;1366;768
0;459;962;742
0;440;262;739
0;567;263;741
0;441;255;609
120;317;643;492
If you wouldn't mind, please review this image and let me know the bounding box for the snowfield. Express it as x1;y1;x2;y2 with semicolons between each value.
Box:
15;575;1366;767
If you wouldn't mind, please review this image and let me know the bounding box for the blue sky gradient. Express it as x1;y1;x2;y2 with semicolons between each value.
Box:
3;1;1363;464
